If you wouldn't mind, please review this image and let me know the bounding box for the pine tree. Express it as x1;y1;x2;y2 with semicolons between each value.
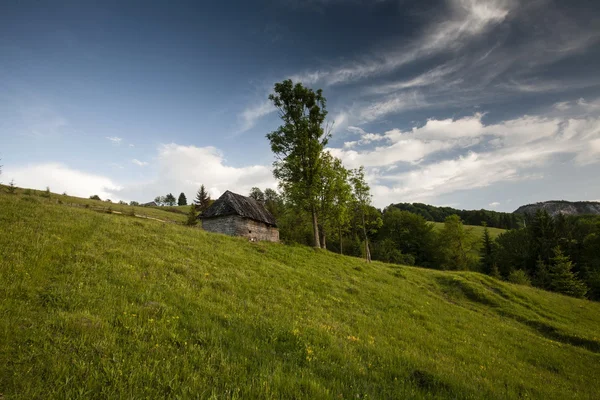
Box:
186;204;198;226
178;192;187;206
479;225;496;275
194;185;211;212
548;247;588;298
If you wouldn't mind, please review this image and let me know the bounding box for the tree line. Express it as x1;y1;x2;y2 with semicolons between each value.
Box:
392;202;522;229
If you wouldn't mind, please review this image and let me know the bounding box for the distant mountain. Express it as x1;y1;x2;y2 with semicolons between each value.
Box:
513;201;600;216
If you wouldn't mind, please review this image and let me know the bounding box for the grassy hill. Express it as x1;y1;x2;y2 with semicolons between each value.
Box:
431;222;506;239
1;190;599;399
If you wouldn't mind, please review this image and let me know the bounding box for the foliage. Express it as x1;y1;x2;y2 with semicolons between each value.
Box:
89;194;102;201
439;215;479;270
129;201;140;206
547;248;588;298
7;179;16;194
186;203;198;226
178;192;187;206
249;187;265;202
479;226;497;275
164;193;176;206
392;202;522;229
267;79;329;248
350;167;380;262
1;192;600;399
194;185;211;213
507;270;532;286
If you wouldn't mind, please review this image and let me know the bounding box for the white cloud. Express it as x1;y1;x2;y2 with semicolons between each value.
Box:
106;136;123;145
112;144;277;202
4;163;121;200
238;100;275;132
489;201;500;208
132;159;149;167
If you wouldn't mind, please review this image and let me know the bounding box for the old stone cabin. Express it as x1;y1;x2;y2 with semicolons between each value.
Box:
200;190;279;242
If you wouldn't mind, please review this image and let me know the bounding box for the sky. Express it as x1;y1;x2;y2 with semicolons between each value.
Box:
1;0;599;211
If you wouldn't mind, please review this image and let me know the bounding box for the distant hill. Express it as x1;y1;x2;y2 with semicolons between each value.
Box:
513;200;600;217
391;203;521;229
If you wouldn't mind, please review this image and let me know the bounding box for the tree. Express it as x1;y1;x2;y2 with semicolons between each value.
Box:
266;79;330;248
194;185;211;212
479;225;497;275
350;167;379;262
178;192;187;206
249;187;265;202
318;152;352;250
154;196;164;206
440;215;478;270
186;203;198;226
264;188;283;219
90;195;102;201
548;247;588;298
129;201;140;206
7;179;16;194
164;193;176;206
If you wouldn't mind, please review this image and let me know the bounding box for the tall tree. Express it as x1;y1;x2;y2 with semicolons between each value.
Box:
350;167;378;262
266;79;329;248
178;192;187;206
480;225;497;275
548;247;588;298
249;187;265;202
440;215;478;270
318;152;352;250
194;185;211;212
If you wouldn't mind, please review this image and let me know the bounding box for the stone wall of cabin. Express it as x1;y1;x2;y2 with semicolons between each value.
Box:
202;215;279;242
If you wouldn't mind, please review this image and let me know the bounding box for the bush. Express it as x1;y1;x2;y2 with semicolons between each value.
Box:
507;270;532;286
90;195;101;201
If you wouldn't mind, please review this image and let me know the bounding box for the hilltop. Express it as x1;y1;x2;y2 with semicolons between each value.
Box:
514;200;600;217
1;190;600;399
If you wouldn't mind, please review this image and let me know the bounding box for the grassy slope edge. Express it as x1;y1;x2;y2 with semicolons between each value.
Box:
1;193;599;399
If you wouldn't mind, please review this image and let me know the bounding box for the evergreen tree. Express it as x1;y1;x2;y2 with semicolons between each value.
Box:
194;185;211;212
533;257;552;289
479;225;496;274
186;204;198;226
548;247;588;298
178;192;187;206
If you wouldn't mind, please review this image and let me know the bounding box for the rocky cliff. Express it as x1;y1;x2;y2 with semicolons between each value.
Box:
514;201;600;216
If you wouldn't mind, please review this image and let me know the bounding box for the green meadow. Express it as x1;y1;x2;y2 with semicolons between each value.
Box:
1;190;599;399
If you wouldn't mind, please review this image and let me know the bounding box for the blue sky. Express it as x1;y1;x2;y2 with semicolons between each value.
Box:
1;0;600;211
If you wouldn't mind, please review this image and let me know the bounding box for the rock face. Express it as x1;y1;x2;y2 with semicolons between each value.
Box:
513;201;600;217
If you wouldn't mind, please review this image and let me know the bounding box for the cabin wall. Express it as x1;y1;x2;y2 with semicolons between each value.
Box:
202;215;279;242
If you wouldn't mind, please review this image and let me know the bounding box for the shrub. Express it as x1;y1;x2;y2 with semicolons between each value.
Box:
507;270;532;286
89;195;101;201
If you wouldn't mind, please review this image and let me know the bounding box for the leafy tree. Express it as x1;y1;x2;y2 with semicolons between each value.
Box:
372;238;415;265
194;185;211;212
548;247;588;298
90;195;102;201
376;208;441;268
264;188;283;219
318;152;352;250
164;193;176;206
350;167;380;262
266;79;329;248
129;201;139;206
440;215;478;270
154;196;164;206
178;192;187;206
249;187;265;202
495;229;531;277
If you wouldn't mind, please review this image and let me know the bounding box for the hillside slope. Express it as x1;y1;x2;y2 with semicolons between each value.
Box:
514;200;600;216
1;192;600;399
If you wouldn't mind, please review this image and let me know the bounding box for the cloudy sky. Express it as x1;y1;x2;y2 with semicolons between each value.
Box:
1;0;599;211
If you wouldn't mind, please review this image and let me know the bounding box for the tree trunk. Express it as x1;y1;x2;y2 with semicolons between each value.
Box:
312;205;321;248
322;229;327;250
361;211;371;262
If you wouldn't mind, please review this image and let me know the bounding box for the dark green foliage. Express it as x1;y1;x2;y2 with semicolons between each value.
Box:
547;248;587;298
439;215;479;271
186;204;198;226
267;79;329;248
479;226;497;275
507;270;532;286
129;201;139;206
178;192;187;206
372;238;415;265
194;185;211;212
90;195;101;201
392;202;522;229
41;186;51;198
164;193;176;206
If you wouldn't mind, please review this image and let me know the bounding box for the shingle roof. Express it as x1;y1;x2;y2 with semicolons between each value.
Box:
201;190;277;227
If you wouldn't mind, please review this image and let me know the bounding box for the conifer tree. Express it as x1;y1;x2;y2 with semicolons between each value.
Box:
479;225;496;275
186;204;198;226
178;192;187;206
548;247;588;298
194;185;211;212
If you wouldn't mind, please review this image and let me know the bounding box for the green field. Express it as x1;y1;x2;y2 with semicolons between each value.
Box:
431;221;506;239
1;190;599;399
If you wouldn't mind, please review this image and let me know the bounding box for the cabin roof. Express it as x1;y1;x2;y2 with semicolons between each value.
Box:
201;190;277;227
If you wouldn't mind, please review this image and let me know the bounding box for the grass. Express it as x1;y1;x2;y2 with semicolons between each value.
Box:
1;189;599;399
431;222;506;239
